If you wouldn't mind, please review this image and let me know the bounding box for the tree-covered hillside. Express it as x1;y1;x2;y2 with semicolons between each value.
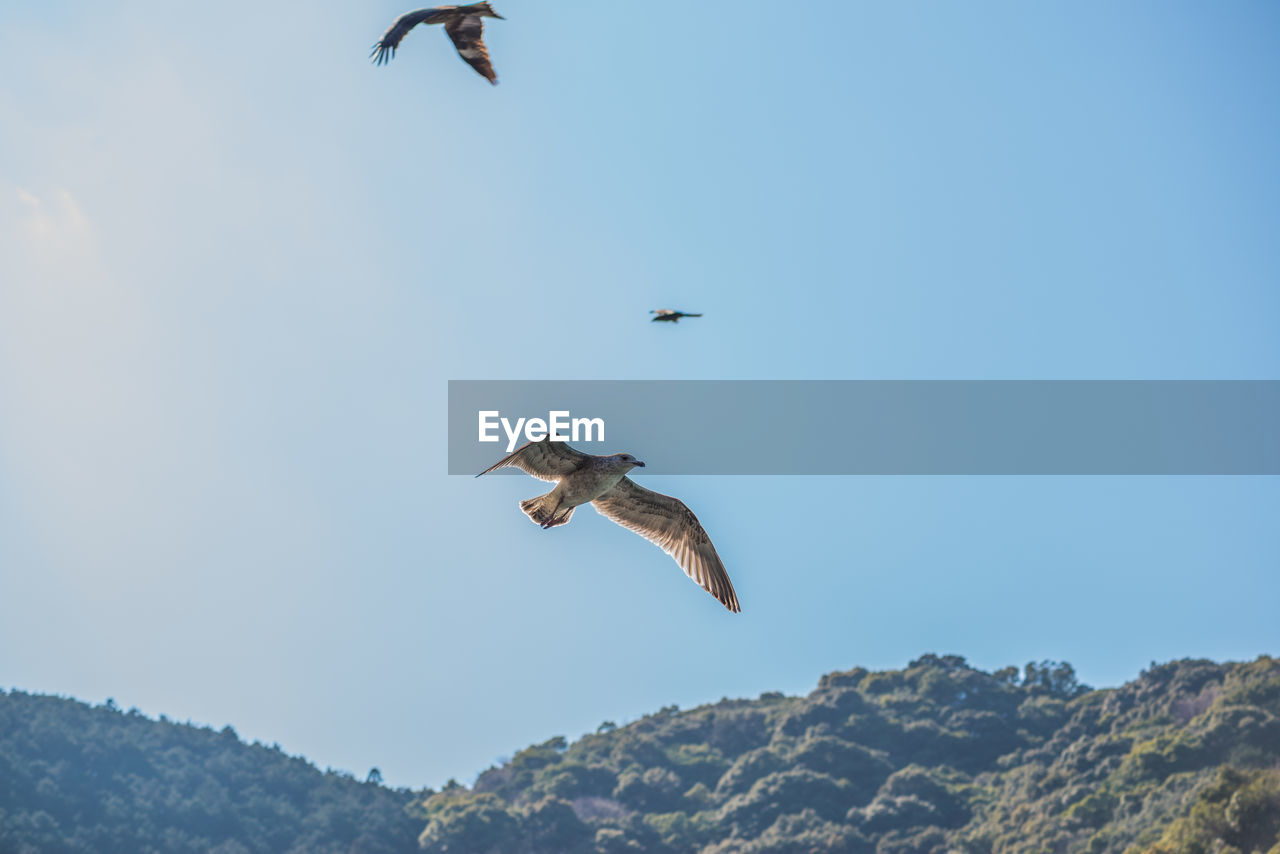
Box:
3;656;1277;854
414;656;1280;854
0;690;421;853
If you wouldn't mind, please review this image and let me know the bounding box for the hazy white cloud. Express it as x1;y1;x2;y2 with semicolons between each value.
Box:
1;184;143;556
0;184;222;585
8;187;93;261
0;24;388;600
14;187;89;239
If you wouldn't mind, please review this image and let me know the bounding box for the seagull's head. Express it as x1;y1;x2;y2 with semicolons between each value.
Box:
474;2;505;18
611;453;646;471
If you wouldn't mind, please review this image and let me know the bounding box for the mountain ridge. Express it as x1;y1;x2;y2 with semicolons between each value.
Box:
3;654;1277;853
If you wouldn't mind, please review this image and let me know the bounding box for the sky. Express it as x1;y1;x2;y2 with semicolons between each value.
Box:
1;1;1278;790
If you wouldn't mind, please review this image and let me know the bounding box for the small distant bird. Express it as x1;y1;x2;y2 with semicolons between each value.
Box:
478;438;740;612
650;309;703;323
371;2;505;85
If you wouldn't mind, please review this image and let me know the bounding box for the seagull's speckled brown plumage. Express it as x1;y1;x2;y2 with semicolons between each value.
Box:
478;437;741;612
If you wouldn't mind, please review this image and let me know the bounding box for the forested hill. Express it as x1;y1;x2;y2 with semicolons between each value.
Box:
0;690;421;853
418;656;1280;854
3;657;1278;854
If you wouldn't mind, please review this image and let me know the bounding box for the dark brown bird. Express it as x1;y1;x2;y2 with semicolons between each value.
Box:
651;309;703;323
371;2;505;85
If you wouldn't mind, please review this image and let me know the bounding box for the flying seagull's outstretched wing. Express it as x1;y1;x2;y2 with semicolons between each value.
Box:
476;438;590;481
444;15;498;84
592;478;740;613
371;8;449;65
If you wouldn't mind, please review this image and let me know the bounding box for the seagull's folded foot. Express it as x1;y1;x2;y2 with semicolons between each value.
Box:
542;508;570;529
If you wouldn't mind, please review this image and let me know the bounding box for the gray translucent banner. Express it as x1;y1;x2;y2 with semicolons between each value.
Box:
448;381;1280;475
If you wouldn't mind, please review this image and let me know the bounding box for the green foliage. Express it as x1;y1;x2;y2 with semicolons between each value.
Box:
408;655;1280;854
1138;767;1280;854
519;796;593;853
1022;660;1092;699
0;689;420;853
6;656;1277;854
614;766;687;813
529;761;618;802
706;808;871;854
715;747;787;799
646;810;719;851
719;768;852;836
667;743;730;787
418;791;520;854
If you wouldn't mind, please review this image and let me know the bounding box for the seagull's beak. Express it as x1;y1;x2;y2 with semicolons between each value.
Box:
634;460;646;467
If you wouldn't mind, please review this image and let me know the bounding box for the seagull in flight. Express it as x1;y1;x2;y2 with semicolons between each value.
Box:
650;309;703;323
371;2;505;85
478;438;740;612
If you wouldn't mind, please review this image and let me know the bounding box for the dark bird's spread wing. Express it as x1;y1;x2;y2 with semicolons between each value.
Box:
371;8;449;65
476;438;590;481
651;310;702;322
592;478;740;613
445;15;498;83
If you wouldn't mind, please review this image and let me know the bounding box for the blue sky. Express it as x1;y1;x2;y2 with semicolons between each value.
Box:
1;1;1278;789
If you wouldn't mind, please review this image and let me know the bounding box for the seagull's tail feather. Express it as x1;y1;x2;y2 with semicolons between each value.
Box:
520;494;575;528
